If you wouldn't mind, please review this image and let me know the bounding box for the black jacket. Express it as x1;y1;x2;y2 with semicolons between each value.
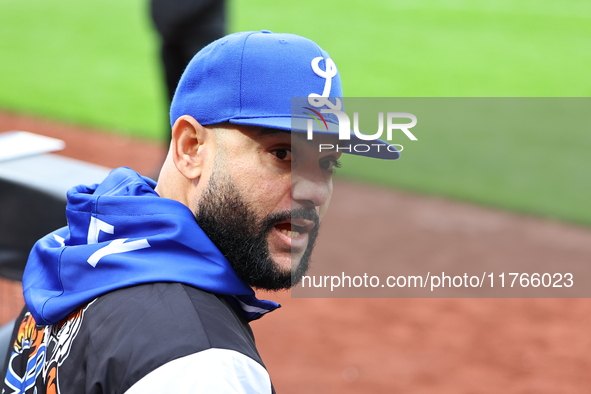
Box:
2;283;274;393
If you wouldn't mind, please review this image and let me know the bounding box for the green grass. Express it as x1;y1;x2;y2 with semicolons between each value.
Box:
1;0;590;224
0;0;166;139
231;0;591;97
339;98;591;225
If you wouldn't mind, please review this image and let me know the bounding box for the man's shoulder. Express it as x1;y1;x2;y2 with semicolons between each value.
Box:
93;282;236;323
87;282;256;351
68;283;266;392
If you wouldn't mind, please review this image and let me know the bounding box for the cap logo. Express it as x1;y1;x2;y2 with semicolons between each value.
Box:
308;57;342;110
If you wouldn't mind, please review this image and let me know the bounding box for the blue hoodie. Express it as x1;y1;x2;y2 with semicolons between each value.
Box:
23;167;278;325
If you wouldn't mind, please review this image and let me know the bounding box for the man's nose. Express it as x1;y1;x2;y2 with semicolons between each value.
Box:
291;167;331;209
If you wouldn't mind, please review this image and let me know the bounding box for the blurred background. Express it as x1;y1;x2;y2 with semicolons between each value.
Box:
1;0;590;392
1;0;590;223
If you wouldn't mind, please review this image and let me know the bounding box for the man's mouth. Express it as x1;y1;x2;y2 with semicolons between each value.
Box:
274;219;316;239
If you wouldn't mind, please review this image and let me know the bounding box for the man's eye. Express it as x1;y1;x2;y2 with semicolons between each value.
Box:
320;159;342;173
272;148;292;161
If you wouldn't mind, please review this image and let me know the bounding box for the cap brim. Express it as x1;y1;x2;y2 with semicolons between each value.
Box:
229;117;400;160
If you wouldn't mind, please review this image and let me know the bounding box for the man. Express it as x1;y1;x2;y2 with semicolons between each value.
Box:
1;31;398;393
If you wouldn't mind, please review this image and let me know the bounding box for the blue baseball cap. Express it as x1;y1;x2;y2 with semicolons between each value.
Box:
170;30;399;159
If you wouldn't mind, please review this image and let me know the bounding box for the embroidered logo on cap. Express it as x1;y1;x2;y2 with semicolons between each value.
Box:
308;57;342;111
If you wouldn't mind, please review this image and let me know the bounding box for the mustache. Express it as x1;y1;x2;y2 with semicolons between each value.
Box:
262;208;320;229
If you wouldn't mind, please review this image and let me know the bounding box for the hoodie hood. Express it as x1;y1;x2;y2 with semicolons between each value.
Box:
23;167;279;325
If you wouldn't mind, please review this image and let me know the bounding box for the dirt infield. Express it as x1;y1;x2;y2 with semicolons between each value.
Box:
2;110;591;393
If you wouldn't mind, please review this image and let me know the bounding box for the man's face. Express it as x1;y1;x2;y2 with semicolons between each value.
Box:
194;125;341;290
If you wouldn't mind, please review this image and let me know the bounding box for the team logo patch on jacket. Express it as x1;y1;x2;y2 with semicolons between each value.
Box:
3;301;93;394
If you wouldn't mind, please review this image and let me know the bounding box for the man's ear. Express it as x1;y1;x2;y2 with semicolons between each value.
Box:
170;115;210;180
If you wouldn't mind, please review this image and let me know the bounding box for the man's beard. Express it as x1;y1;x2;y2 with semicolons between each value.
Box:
194;171;319;290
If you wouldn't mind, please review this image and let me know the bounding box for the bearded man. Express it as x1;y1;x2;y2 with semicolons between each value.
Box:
1;30;398;393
